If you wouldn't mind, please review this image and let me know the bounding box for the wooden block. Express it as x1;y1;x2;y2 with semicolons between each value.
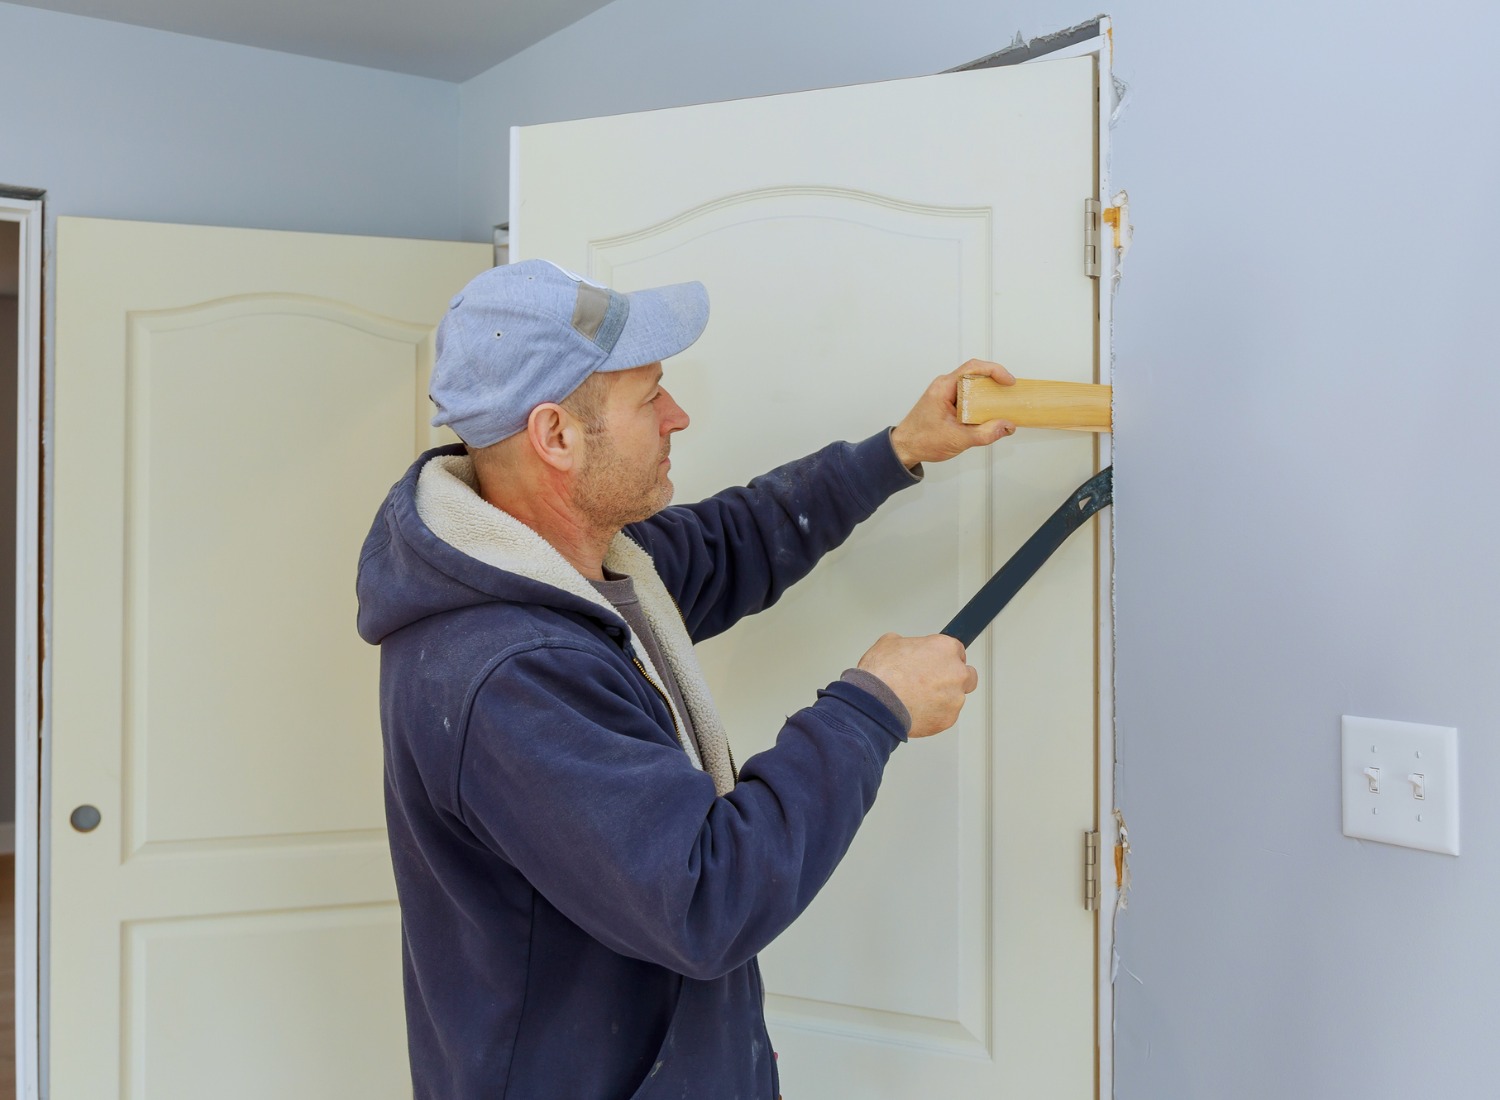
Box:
958;376;1112;432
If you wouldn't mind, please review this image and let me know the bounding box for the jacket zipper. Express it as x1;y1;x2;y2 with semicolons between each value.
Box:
630;654;685;750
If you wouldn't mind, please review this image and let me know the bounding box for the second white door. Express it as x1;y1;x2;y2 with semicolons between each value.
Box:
49;217;491;1098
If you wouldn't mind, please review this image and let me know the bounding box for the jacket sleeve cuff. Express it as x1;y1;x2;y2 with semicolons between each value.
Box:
883;427;926;482
838;669;911;737
843;429;922;506
817;677;910;746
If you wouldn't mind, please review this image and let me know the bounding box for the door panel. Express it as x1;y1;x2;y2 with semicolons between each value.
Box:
51;217;491;1098
124;904;401;1099
514;58;1100;1096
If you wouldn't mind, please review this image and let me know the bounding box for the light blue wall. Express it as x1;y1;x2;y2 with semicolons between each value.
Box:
459;1;1500;1097
0;1;464;239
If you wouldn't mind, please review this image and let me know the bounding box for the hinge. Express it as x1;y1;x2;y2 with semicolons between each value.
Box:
1084;830;1101;911
1084;198;1102;278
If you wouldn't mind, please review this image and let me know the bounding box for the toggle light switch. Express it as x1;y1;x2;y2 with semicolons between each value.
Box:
1342;716;1459;855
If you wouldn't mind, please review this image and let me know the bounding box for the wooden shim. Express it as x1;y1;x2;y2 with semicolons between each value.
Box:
958;376;1112;432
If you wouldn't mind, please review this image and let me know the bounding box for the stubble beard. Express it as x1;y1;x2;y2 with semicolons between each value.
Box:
575;432;674;535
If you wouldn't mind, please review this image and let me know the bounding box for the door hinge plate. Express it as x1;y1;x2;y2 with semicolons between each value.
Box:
1084;198;1102;278
1084;829;1101;911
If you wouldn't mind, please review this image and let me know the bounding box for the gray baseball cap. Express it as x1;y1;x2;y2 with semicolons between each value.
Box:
430;259;710;448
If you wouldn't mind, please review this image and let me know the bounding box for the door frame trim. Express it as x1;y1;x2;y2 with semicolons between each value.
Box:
1072;26;1121;1099
2;191;45;1100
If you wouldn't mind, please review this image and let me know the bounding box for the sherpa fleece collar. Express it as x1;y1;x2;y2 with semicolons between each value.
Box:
413;454;737;796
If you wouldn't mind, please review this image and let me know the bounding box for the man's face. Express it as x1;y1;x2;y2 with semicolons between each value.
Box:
573;362;690;531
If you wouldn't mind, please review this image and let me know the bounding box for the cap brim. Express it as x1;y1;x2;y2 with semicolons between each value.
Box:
599;281;709;372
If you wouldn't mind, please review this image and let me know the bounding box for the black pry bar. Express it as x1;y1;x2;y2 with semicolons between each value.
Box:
940;466;1113;647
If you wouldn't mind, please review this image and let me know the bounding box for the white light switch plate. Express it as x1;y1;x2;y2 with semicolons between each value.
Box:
1342;716;1459;855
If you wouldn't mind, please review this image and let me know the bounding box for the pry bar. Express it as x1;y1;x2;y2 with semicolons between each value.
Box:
940;466;1113;647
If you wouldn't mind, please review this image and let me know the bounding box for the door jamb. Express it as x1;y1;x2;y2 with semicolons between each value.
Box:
1;190;45;1100
1040;27;1121;1100
952;20;1122;1099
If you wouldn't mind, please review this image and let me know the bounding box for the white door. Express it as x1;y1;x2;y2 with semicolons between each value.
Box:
49;217;491;1098
514;58;1101;1097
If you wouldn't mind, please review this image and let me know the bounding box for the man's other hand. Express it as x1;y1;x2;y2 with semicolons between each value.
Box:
889;359;1016;468
856;633;978;739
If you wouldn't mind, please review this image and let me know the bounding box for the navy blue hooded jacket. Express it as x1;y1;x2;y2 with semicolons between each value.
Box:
355;431;919;1099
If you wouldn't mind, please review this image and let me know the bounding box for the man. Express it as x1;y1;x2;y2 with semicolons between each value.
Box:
356;259;1017;1099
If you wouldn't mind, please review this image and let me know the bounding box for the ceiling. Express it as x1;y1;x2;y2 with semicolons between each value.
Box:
8;0;618;81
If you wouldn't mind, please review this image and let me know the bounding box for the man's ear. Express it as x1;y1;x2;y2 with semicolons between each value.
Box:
525;403;582;472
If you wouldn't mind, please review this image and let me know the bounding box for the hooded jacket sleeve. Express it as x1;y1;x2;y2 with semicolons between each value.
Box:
629;430;920;642
456;636;907;981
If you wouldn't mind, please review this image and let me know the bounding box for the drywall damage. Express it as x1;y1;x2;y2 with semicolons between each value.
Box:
1105;189;1133;280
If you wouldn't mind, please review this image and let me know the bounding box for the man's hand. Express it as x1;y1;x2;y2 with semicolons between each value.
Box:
889;359;1017;469
857;633;978;739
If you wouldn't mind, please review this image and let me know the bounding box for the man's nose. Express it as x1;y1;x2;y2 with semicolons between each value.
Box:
660;388;690;433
